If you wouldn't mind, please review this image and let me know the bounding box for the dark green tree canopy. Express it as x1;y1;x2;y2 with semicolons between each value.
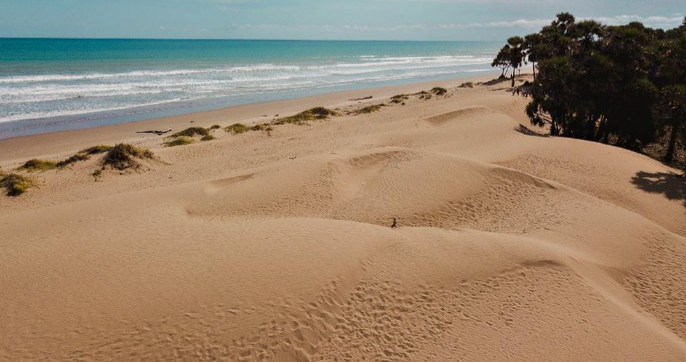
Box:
494;13;686;164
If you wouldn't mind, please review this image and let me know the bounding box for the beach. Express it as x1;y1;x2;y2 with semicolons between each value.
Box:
2;74;686;361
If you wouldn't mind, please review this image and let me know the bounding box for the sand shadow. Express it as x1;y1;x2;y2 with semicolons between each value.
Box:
631;171;686;208
483;77;508;86
514;124;549;138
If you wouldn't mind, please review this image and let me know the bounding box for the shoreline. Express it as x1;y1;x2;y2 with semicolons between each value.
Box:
0;71;499;164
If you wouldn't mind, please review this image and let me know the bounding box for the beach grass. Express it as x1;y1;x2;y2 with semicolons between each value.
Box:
80;145;114;155
226;123;251;134
103;143;156;170
274;107;337;125
171;127;210;138
19;159;57;172
164;137;195;147
56;154;91;168
1;172;35;196
356;104;386;114
251;124;273;132
431;87;448;96
390;94;409;104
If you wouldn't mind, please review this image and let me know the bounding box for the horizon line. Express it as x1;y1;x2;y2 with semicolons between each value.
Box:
0;36;501;43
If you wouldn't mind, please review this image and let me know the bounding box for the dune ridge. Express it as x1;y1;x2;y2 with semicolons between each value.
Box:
1;80;686;361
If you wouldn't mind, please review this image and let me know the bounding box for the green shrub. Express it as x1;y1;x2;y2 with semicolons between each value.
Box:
19;159;56;172
201;135;215;141
1;173;35;196
103;143;155;170
209;125;221;130
225;123;250;134
170;127;210;138
274;107;337;125
164;137;195;147
458;82;474;88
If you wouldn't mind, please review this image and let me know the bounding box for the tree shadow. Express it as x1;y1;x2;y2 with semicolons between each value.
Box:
514;124;549;138
483;77;508;86
631;171;686;208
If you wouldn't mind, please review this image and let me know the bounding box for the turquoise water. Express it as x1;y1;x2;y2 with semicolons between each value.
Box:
0;38;500;138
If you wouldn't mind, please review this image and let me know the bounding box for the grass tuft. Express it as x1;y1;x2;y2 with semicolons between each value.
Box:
1;173;35;196
56;154;90;168
225;123;251;134
201;135;215;141
19;159;57;172
458;82;474;88
164;137;195;147
170;127;210;138
209;125;221;130
274;107;337;125
431;87;448;96
390;94;409;104
250;124;273;132
80;145;113;155
356;104;386;114
103;143;155;170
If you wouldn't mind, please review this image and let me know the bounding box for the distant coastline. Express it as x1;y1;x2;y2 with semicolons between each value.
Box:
0;38;499;139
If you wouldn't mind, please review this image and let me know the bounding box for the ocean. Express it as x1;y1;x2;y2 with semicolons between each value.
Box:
0;38;500;139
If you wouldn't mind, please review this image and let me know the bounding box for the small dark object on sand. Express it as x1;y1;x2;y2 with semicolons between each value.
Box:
349;96;373;101
391;218;398;228
137;129;172;136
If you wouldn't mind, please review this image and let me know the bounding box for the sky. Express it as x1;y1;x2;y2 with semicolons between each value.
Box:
0;0;683;41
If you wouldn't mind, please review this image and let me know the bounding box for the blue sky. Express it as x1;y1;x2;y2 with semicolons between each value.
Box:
0;0;683;41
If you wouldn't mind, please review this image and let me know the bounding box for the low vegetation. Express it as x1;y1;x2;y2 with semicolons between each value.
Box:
274;107;337;125
170;127;210;138
225;123;250;134
80;145;113;155
102;143;156;171
19;159;57;172
163;126;218;146
91;169;103;181
164;137;194;147
251;124;273;132
431;87;448;96
356;104;386;114
390;94;409;104
459;82;475;88
418;91;432;100
55;154;90;168
1;172;35;196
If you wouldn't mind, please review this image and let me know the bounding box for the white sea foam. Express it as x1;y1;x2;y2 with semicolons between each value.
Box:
0;98;190;124
0;53;495;127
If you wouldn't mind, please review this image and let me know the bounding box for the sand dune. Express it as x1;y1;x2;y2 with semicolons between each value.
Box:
1;78;686;361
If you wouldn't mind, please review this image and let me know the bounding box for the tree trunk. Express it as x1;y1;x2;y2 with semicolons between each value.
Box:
665;121;678;163
585;115;596;141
